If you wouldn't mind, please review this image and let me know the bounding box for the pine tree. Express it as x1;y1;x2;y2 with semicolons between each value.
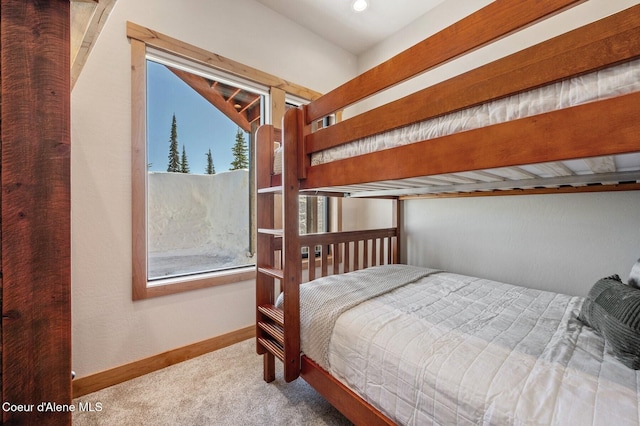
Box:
180;144;190;173
230;127;249;170
206;149;215;174
167;113;180;172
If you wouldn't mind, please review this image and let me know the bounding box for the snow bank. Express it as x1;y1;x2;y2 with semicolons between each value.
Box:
147;171;253;278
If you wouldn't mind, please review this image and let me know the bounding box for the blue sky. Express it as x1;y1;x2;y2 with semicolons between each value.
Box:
146;60;253;174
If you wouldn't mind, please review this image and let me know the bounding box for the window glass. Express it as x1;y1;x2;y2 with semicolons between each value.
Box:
146;59;263;280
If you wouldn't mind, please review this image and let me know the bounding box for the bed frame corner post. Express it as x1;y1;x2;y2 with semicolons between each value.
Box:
394;197;403;264
282;107;303;382
297;104;310;180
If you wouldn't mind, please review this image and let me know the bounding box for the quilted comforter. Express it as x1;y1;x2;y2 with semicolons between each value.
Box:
299;265;640;425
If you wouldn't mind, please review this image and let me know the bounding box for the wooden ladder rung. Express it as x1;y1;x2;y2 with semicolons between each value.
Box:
258;266;284;280
258;321;284;345
258;228;284;237
258;337;284;361
258;185;283;194
258;304;284;326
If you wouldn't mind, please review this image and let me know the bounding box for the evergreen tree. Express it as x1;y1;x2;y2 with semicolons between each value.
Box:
230;127;249;170
206;149;215;175
167;113;180;172
180;144;190;173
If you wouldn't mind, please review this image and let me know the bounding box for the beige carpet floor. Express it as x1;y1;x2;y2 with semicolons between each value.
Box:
72;339;352;426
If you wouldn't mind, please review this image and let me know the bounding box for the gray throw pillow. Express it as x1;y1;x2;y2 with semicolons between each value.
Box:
578;274;640;369
629;258;640;289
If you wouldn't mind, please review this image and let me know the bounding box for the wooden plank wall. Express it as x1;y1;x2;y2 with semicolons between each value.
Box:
1;1;72;425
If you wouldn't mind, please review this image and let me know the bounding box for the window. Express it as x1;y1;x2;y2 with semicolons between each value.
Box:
145;56;265;281
129;23;321;299
300;195;328;258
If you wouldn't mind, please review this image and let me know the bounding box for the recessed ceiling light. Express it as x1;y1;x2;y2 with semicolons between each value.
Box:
352;0;368;13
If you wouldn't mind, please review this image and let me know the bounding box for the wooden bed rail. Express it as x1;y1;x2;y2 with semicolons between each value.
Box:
306;4;640;155
299;227;398;282
305;0;585;123
264;228;399;283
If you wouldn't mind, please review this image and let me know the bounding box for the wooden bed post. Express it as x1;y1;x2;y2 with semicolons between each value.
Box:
394;198;403;264
281;107;303;382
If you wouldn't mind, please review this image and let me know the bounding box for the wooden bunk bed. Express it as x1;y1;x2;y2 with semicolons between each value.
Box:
256;1;640;424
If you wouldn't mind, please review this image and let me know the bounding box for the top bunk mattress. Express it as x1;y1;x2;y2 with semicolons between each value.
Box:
273;59;640;196
311;59;640;165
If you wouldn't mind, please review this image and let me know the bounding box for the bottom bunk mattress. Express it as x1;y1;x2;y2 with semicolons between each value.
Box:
296;265;640;425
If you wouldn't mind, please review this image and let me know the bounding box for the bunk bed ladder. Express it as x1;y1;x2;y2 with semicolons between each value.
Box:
255;115;302;383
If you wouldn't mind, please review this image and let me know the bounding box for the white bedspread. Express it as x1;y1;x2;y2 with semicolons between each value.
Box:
298;264;440;370
301;267;640;425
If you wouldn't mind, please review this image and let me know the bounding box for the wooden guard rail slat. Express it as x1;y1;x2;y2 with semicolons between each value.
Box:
298;228;397;245
258;266;284;280
258;322;285;346
258;338;284;362
297;228;398;280
258;304;284;326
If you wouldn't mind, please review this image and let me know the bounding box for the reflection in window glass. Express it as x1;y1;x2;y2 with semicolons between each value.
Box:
300;196;327;258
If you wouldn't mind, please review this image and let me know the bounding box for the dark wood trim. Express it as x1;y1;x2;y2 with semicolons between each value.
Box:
73;326;255;398
1;1;71;424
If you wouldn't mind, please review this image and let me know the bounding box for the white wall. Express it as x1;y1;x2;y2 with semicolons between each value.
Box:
341;198;394;231
71;0;356;377
404;193;640;297
344;0;640;297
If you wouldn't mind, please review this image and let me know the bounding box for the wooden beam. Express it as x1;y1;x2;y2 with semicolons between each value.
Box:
167;66;252;132
1;1;71;425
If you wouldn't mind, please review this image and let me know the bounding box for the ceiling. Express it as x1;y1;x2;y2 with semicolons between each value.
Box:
254;0;447;55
